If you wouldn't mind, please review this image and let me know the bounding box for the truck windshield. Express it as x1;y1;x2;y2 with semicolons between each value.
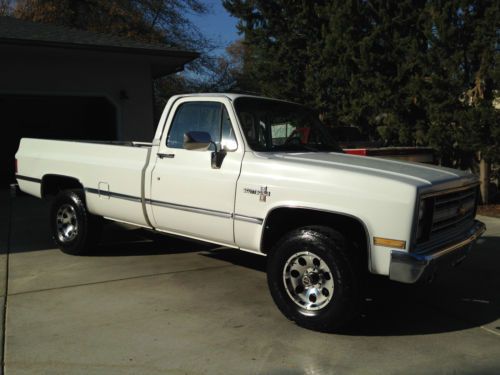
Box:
234;97;343;152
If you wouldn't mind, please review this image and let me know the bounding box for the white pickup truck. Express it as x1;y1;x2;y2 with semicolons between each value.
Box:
15;93;485;332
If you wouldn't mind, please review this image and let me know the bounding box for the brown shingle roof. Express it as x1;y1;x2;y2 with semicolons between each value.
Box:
0;16;199;59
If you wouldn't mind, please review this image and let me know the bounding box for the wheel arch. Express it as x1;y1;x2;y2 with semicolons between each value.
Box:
260;206;371;270
41;174;84;198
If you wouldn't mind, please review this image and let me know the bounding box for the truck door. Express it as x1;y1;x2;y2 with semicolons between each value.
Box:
150;98;243;245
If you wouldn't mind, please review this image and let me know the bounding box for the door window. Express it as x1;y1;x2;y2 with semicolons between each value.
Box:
167;102;237;150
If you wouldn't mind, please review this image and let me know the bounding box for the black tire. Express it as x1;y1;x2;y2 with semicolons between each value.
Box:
50;189;102;255
267;226;360;332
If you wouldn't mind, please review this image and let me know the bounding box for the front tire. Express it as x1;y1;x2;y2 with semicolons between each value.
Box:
50;190;102;255
267;226;360;332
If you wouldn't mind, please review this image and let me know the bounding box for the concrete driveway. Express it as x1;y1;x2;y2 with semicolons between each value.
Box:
1;191;499;374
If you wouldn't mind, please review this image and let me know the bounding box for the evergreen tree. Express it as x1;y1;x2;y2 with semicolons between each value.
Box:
223;0;326;101
307;1;430;143
224;0;499;169
422;0;499;168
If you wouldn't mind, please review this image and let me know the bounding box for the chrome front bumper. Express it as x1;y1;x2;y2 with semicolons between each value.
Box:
389;220;486;283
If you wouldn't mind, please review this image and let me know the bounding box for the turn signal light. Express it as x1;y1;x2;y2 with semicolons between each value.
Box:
373;237;406;249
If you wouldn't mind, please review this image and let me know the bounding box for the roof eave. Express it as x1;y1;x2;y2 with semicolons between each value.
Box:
0;37;199;60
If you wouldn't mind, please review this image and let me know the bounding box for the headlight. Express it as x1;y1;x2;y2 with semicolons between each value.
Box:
416;198;434;243
418;203;425;221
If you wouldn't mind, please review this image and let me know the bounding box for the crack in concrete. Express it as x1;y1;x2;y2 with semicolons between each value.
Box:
480;326;500;337
1;187;14;375
8;264;234;297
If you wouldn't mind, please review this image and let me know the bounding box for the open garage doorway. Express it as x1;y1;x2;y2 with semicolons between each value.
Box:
1;95;117;187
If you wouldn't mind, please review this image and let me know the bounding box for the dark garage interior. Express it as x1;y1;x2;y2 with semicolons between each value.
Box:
1;95;117;187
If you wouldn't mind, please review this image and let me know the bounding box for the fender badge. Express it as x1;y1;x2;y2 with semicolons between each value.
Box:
244;186;271;202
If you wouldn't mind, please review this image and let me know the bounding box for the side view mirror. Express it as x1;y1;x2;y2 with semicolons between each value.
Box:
183;131;227;169
183;131;212;151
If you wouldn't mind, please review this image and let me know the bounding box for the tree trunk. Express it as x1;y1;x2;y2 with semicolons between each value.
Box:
479;158;490;204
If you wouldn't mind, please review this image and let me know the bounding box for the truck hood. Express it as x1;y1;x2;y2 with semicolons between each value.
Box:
265;152;476;188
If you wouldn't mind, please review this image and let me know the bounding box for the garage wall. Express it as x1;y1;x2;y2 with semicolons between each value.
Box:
0;44;157;142
0;95;117;186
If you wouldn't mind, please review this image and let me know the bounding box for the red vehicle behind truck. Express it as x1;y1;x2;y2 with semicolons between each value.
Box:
329;126;435;164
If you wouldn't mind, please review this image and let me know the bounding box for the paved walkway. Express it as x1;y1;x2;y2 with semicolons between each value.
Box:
1;191;499;374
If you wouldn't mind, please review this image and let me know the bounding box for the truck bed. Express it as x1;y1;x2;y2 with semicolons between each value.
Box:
15;138;152;227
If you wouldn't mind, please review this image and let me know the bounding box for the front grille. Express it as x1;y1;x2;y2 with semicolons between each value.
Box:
414;185;479;252
430;187;477;236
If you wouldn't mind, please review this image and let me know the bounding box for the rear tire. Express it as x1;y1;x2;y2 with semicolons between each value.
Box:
267;226;360;332
50;190;102;255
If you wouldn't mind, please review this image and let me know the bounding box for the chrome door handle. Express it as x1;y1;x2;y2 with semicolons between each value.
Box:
157;153;175;159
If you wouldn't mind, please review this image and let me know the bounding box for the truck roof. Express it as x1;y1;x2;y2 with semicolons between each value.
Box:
171;92;293;103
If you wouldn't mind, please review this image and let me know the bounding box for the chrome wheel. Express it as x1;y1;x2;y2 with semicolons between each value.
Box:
56;204;79;243
283;251;334;313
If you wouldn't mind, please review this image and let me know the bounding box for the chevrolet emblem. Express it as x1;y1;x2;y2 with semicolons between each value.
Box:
259;186;271;202
243;186;271;202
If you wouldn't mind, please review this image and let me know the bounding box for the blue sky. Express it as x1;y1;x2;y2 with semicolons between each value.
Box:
187;1;240;56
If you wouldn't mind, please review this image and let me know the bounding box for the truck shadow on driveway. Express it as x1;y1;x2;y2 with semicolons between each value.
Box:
202;236;500;337
348;236;500;336
2;193;215;255
91;224;218;256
